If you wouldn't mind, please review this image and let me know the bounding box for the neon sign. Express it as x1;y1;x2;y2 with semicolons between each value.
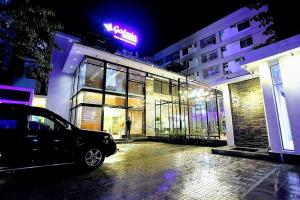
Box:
103;23;138;46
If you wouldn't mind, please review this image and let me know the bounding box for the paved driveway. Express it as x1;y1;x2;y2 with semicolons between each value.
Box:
0;142;299;200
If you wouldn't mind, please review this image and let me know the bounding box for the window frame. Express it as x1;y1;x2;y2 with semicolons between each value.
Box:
240;36;253;49
237;19;250;32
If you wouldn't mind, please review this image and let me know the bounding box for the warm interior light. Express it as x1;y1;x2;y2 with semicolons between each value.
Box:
32;97;46;108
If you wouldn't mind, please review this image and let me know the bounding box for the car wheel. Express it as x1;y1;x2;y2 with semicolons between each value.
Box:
80;147;105;170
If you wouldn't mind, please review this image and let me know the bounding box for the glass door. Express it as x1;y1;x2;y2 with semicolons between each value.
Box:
128;109;144;136
103;107;126;139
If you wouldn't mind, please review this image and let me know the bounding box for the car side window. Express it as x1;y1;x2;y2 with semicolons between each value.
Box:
27;115;55;132
0;110;18;130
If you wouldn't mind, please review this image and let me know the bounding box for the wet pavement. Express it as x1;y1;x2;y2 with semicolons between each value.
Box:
0;142;299;200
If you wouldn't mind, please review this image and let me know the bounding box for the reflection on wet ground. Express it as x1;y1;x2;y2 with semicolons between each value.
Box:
0;142;299;199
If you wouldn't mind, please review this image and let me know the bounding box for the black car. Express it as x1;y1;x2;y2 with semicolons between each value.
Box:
0;103;117;172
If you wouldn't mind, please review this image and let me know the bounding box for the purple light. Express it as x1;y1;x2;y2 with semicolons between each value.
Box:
0;85;34;105
104;23;138;46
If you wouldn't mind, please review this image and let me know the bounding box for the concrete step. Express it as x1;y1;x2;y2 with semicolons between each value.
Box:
212;146;278;161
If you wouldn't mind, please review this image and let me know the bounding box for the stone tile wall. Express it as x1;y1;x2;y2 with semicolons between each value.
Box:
229;78;269;148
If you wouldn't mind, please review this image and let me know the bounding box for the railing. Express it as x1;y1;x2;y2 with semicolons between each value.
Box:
203;70;220;79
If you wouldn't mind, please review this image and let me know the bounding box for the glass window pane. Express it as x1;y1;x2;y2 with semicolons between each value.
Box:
76;106;101;131
128;81;144;96
27;115;55;132
200;34;216;48
129;69;146;82
106;68;126;94
129;69;146;76
238;20;250;31
72;96;76;108
107;63;126;72
172;85;178;96
86;58;104;66
71;109;75;125
154;80;162;93
0;109;19;130
73;70;79;95
129;74;145;82
271;64;294;150
105;95;126;106
162;82;170;95
161;104;170;135
79;63;104;89
77;91;102;105
128;98;144;109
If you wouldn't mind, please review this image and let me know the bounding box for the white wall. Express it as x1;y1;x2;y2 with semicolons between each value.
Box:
46;34;78;120
254;53;300;155
47;66;73;120
278;52;300;154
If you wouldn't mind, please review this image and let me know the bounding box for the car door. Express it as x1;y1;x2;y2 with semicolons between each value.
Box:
0;107;29;167
25;113;75;164
47;114;75;162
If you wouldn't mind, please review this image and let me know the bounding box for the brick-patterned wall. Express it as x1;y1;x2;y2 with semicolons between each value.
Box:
230;78;269;148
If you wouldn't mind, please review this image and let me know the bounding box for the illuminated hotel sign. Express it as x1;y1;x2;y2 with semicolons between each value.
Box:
103;23;138;46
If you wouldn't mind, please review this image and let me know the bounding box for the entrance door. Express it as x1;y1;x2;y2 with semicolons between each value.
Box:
128;109;144;136
103;107;126;139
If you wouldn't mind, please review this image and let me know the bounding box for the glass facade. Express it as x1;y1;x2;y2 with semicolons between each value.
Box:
71;57;146;139
153;78;224;139
71;57;224;140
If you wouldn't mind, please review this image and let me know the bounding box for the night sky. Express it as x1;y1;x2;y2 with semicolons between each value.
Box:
36;0;300;56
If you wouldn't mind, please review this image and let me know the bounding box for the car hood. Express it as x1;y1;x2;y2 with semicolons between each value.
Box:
77;130;111;139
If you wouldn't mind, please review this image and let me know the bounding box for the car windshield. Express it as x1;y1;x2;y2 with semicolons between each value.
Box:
50;112;77;131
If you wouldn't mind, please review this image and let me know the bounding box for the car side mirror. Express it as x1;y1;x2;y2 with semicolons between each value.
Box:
66;124;72;131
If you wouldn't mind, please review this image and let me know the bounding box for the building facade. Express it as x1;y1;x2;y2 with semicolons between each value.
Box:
153;6;271;85
46;33;225;140
153;6;300;157
238;35;300;156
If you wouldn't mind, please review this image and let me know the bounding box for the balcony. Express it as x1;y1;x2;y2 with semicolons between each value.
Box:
201;50;218;63
202;66;220;79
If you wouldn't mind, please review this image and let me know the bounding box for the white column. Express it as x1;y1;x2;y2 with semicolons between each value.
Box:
279;52;300;154
222;84;234;145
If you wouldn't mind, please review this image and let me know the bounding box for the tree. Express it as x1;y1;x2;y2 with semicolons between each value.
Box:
0;0;63;91
246;0;277;49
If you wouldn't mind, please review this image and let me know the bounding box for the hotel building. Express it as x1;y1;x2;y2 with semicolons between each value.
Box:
153;6;270;85
1;5;300;160
44;33;225;140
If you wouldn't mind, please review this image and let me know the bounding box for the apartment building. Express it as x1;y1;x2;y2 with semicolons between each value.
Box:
154;6;271;85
